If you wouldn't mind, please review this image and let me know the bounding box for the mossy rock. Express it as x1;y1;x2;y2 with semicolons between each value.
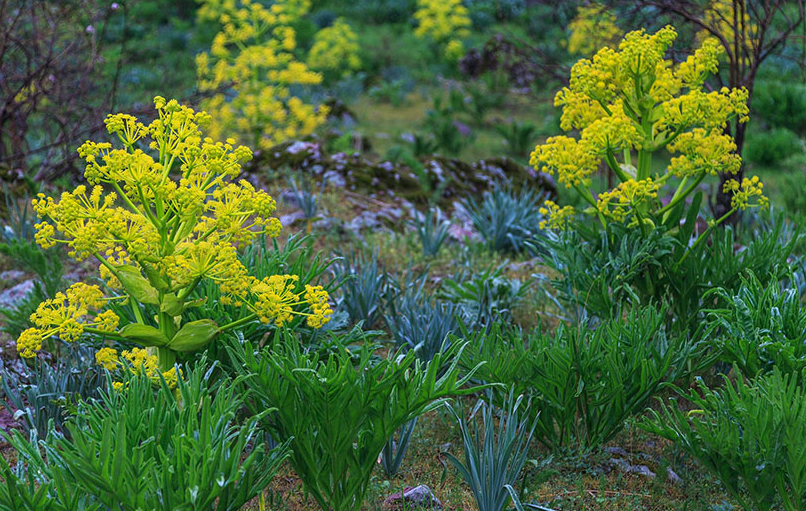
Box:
250;140;556;205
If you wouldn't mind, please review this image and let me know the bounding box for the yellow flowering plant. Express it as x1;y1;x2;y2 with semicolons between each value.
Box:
532;25;768;252
307;18;361;81
567;3;623;56
19;97;332;380
413;0;471;62
196;0;329;151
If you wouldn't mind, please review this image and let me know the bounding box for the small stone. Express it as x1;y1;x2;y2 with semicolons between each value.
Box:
383;485;442;510
609;458;656;478
0;270;25;283
0;279;35;309
666;467;682;484
603;446;629;457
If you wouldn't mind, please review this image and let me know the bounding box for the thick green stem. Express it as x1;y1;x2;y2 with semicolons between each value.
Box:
219;313;259;333
675;208;736;269
153;346;176;373
177;277;201;301
605;149;629;182
657;173;707;217
637;150;652;181
84;327;128;342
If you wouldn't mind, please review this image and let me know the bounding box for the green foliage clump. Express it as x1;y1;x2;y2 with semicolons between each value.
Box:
752;80;806;135
461;306;699;451
644;369;806;511
440;265;529;328
1;363;288;511
706;271;806;378
230;335;483;511
744;127;803;166
545;210;796;335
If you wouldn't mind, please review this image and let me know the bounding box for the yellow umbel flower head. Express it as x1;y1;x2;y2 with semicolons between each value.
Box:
196;0;328;151
414;0;470;61
307;18;361;78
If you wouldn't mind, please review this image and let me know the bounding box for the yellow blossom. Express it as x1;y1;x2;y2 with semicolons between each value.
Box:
530;136;599;189
95;347;120;371
196;0;328;150
723;176;769;211
539;201;575;230
17;328;42;358
414;0;470;62
596;178;660;222
567;3;622;56
307;18;361;77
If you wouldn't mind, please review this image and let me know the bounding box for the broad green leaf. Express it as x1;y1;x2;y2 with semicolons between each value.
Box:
142;263;170;292
119;323;169;347
168;319;219;352
115;265;159;305
160;293;184;317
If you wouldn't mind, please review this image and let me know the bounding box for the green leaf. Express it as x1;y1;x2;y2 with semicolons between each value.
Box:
168;319;220;352
160;293;184;317
119;323;169;347
142;263;170;292
116;265;159;305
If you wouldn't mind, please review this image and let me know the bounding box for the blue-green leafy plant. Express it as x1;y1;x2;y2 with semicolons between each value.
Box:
462;183;547;254
1;344;101;438
286;173;326;229
386;295;460;363
330;250;394;329
412;207;451;258
380;417;418;478
446;388;540;511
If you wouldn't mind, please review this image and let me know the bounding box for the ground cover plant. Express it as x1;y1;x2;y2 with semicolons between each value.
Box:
1;1;806;510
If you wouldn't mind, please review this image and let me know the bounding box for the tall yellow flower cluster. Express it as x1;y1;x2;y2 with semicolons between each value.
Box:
196;0;328;151
567;3;623;56
307;18;361;79
20;98;332;372
413;0;471;62
197;0;311;23
531;26;767;233
699;0;757;48
95;347;180;389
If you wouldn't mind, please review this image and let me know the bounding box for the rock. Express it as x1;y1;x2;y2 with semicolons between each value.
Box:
603;446;629;457
247;139;556;208
383;485;442;510
0;279;34;308
609;458;656;478
346;211;382;233
279;211;306;228
0;270;25;284
666;467;683;484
